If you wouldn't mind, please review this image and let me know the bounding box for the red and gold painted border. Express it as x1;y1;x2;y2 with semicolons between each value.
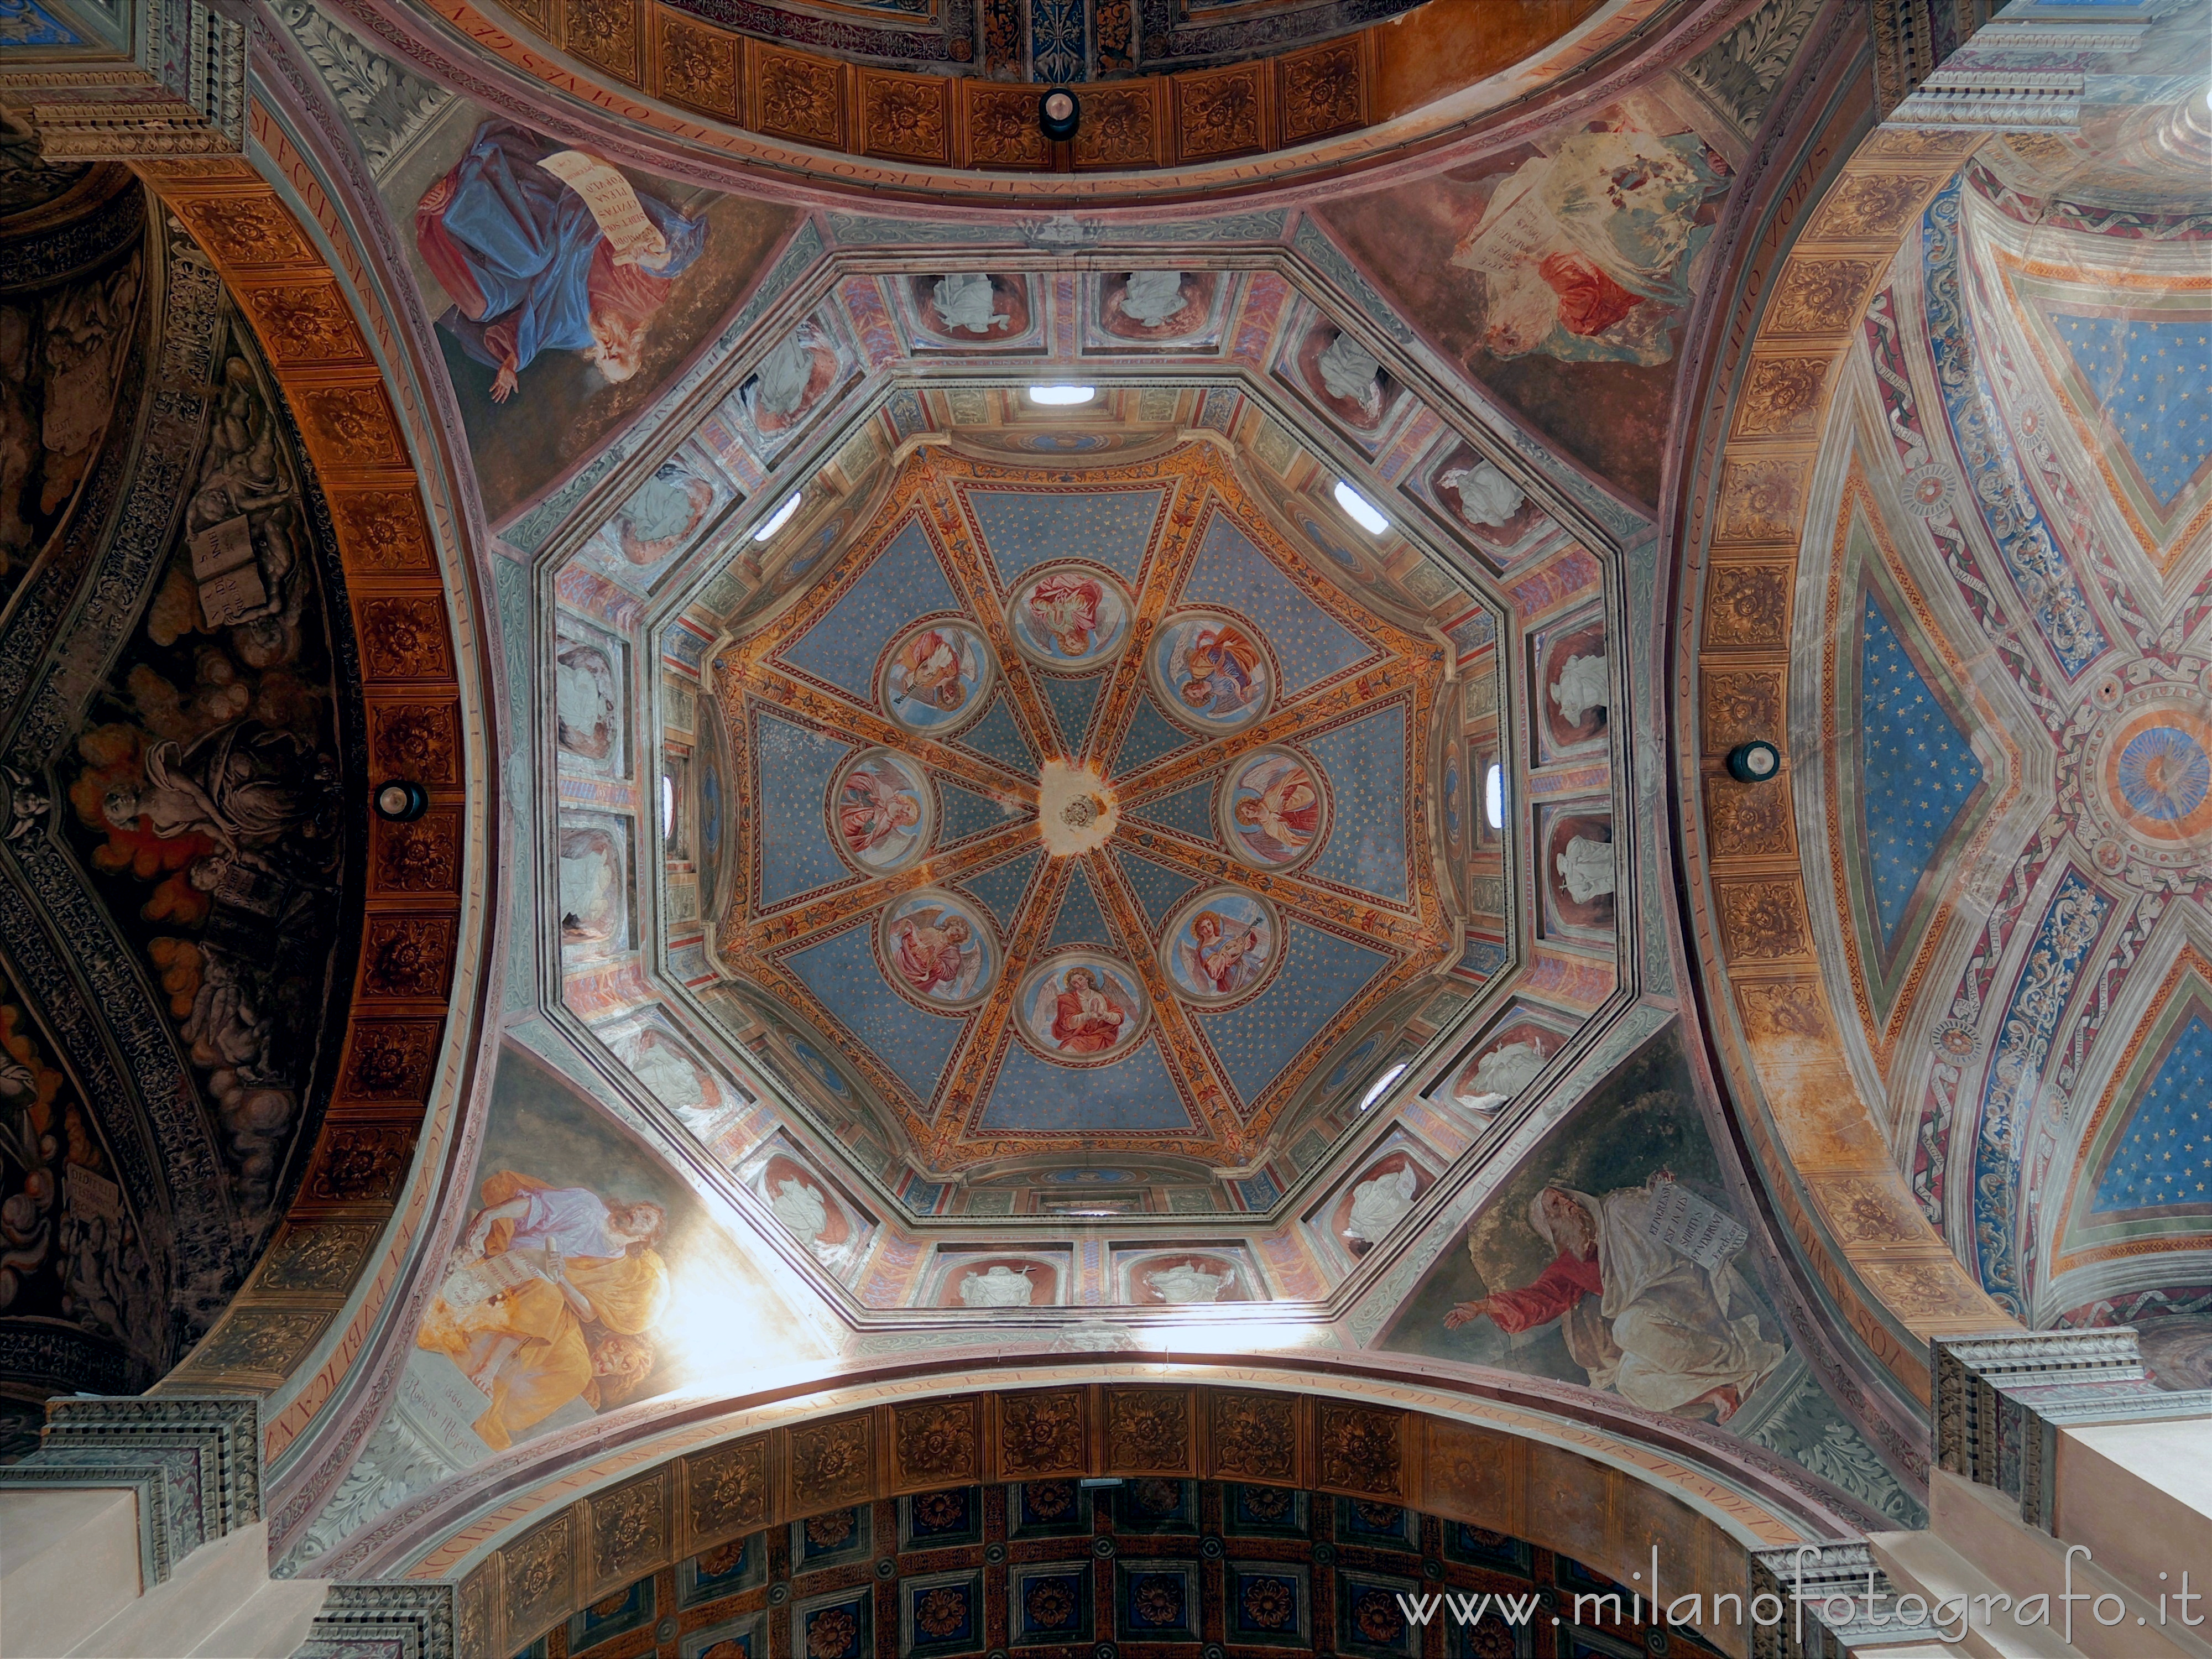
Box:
129;152;474;1464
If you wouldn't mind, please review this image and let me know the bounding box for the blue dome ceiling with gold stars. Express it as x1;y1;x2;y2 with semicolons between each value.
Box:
713;441;1458;1177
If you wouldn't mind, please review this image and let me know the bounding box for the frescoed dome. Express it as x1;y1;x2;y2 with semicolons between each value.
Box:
712;441;1462;1175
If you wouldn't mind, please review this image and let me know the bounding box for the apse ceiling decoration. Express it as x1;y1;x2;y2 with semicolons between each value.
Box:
1756;29;2212;1343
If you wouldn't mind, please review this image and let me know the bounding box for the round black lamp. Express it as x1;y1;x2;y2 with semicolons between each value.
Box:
1725;740;1781;783
373;778;430;822
1039;87;1080;141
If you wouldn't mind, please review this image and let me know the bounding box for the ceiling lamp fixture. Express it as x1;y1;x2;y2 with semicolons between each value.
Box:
1027;384;1096;405
753;489;803;541
1333;479;1389;535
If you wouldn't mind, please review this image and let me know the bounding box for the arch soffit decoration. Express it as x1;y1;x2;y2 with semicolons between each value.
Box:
376;1367;1854;1659
1680;122;2017;1404
126;145;494;1473
294;0;1723;204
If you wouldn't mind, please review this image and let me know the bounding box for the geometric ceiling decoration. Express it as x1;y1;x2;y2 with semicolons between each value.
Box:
1857;588;1984;950
713;439;1458;1179
2052;314;2212;508
2013;287;2212;570
2091;1008;2212;1217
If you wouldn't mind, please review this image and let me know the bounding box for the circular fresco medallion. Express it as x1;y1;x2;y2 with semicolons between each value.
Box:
879;618;994;736
1159;886;1280;1006
1148;609;1274;734
829;748;933;875
1004;564;1133;669
1015;951;1150;1065
878;888;998;1010
2069;686;2212;881
1218;747;1329;872
2114;724;2210;827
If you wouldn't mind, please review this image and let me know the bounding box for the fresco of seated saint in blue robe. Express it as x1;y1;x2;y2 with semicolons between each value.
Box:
414;119;706;403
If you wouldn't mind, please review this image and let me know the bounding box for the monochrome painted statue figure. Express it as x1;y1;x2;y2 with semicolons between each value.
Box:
1317;331;1384;415
629;1035;718;1121
1442;458;1525;528
1343;1163;1419;1254
1551;651;1609;725
1444;1177;1782;1422
933;273;1009;333
1120;270;1186;326
958;1264;1035;1307
555;643;616;760
751;330;815;419
1147;1261;1235;1303
1454;1039;1546;1113
1557;836;1616;904
769;1176;830;1248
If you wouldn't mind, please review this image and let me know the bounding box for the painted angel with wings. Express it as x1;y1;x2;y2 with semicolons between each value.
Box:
1177;907;1271;997
888;907;983;1001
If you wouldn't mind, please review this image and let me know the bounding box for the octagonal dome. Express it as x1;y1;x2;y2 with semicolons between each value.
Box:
709;434;1460;1183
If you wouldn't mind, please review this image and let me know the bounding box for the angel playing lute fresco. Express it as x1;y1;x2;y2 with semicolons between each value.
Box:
414;121;706;403
1177;908;1269;997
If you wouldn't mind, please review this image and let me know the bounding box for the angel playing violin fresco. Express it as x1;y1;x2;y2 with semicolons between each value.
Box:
887;904;985;1002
